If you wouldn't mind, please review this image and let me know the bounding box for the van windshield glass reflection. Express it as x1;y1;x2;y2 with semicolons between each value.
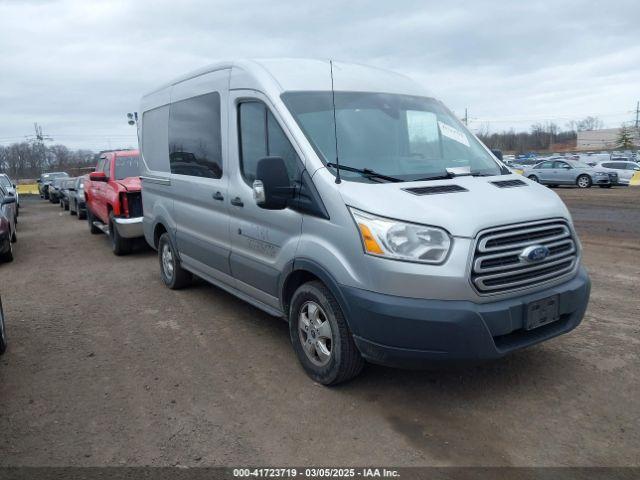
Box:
282;91;502;182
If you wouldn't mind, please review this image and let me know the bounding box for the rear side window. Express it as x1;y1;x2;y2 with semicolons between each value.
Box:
141;105;170;173
168;92;223;178
238;101;300;184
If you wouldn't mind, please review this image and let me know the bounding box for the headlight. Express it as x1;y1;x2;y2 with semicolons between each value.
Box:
595;172;607;176
349;207;451;264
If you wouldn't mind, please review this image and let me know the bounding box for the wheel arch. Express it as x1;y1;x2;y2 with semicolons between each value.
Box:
280;258;356;333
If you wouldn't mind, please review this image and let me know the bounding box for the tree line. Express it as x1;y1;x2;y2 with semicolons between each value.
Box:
0;142;95;180
476;116;605;153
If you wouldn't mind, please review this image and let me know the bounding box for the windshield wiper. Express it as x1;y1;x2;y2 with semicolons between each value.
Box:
326;163;403;183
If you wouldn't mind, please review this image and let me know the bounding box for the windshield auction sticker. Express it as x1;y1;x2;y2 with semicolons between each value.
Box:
438;121;470;147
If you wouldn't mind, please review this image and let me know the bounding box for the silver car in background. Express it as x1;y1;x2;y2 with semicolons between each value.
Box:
592;160;639;186
0;174;19;214
523;159;614;188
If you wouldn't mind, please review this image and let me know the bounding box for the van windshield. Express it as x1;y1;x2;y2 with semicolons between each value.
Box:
114;155;140;180
281;91;503;182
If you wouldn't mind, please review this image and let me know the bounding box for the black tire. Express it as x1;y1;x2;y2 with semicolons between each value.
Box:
109;212;131;256
87;209;101;234
0;240;13;263
11;228;16;243
289;281;364;385
64;201;69;211
576;174;592;189
78;209;86;220
158;233;191;289
70;201;77;215
0;297;6;355
528;175;539;183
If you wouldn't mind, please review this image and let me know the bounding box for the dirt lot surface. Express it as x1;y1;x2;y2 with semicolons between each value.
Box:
1;188;638;467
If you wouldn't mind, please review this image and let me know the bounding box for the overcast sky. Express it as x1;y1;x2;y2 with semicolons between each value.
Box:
1;0;639;151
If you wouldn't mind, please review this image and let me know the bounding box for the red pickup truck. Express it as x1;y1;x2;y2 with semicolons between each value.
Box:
84;149;144;255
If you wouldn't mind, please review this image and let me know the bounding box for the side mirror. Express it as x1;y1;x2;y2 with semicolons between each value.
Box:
1;196;16;205
253;156;295;210
89;171;107;182
12;183;16;188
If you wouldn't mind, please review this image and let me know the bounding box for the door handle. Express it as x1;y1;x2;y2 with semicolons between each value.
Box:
212;191;224;201
230;197;244;207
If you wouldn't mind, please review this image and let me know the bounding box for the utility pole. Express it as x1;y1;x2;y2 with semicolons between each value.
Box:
25;123;53;173
464;108;468;126
635;100;639;129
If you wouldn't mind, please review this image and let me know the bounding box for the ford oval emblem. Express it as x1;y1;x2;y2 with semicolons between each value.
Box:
519;245;550;263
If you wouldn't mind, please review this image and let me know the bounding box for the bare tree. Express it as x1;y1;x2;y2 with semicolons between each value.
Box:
576;116;603;131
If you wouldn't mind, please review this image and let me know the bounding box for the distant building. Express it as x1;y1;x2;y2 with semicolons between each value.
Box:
577;127;640;151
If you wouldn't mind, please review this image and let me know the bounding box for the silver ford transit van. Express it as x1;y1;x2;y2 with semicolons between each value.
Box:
139;59;590;385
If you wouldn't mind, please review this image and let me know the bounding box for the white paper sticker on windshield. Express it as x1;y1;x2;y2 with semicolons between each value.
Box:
438;121;470;147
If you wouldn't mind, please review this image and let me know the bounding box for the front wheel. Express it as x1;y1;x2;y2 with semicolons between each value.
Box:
109;213;131;256
158;233;191;289
576;174;592;188
0;240;13;263
289;281;364;385
528;175;539;183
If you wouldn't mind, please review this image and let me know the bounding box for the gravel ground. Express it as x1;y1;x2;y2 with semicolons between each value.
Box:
0;188;638;467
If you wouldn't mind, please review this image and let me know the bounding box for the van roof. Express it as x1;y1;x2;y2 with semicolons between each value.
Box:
142;58;430;100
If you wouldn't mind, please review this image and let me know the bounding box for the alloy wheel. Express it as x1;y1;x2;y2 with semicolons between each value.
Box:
161;243;174;281
298;301;333;367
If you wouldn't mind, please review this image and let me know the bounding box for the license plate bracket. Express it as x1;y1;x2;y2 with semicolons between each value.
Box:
525;295;560;330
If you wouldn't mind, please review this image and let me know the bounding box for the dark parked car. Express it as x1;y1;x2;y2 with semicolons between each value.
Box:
59;177;77;210
0;295;6;354
0;184;17;263
48;177;67;204
68;176;87;219
38;172;69;199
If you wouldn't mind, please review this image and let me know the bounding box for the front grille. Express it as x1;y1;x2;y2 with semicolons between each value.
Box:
127;192;143;217
403;185;468;195
471;220;577;294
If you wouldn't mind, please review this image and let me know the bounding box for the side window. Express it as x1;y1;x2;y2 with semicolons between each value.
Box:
537;161;553;169
103;159;112;179
553;161;568;169
238;101;301;184
168;92;222;178
142;105;170;173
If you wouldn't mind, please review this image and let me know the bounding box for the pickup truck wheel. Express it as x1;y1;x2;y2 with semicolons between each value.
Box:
289;281;364;385
158;233;191;289
109;213;131;256
87;210;101;234
576;174;592;188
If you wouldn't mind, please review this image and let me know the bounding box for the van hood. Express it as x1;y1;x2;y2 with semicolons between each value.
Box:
338;175;571;238
115;176;141;192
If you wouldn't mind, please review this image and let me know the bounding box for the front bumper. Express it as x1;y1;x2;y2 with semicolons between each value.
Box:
594;176;610;185
113;216;144;239
343;266;590;367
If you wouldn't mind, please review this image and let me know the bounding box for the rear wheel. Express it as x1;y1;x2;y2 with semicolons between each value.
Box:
0;240;13;263
87;209;101;234
528;175;539;183
158;233;191;289
576;174;592;188
109;212;131;256
289;281;364;385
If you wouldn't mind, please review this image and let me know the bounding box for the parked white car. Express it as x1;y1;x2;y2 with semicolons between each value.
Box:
593;160;640;185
